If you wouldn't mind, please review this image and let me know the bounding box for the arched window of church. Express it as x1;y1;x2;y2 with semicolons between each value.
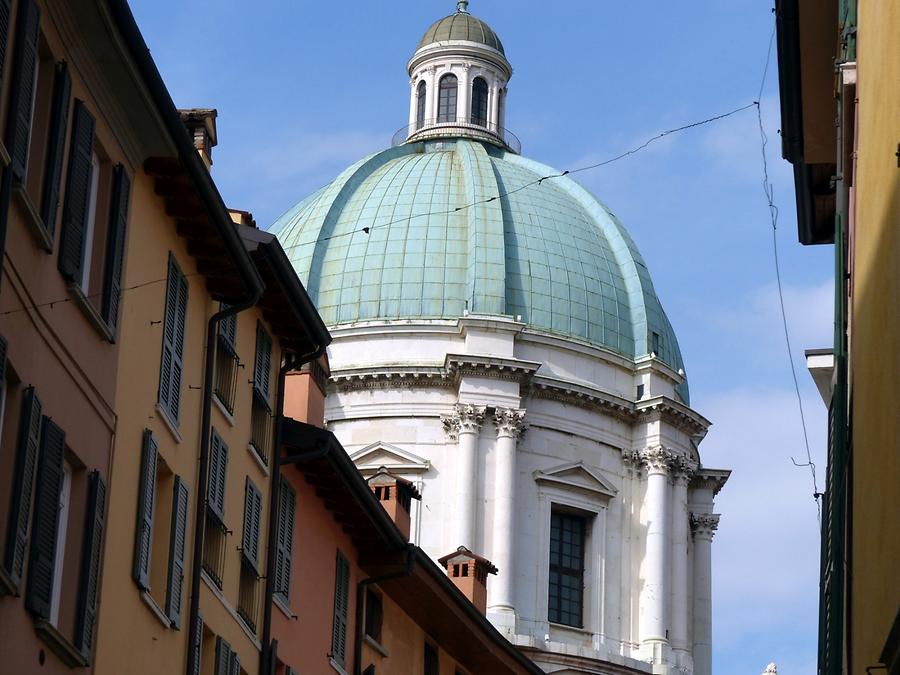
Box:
438;74;458;123
416;81;427;130
471;77;488;127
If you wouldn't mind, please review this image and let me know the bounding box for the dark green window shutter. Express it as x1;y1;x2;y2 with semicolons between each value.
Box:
132;429;157;590
2;385;42;589
39;61;71;238
207;430;228;525
165;475;189;628
191;612;203;675
57;100;95;283
241;478;262;571
73;471;106;661
219;306;236;353
214;636;232;675
100;164;130;332
158;254;188;422
274;478;295;601
24;417;65;619
229;651;240;675
253;323;272;401
331;551;350;666
0;0;12;90
5;0;40;184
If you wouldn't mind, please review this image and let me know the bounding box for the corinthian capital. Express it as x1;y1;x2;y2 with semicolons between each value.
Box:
690;513;720;539
494;408;526;438
457;404;486;434
672;456;698;485
640;446;676;475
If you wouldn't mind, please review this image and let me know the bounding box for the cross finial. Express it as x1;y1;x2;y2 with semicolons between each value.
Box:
457;1;469;13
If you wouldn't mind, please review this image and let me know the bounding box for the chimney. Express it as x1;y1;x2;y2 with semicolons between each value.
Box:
366;467;421;542
228;208;257;229
178;108;218;170
284;354;330;427
437;546;497;614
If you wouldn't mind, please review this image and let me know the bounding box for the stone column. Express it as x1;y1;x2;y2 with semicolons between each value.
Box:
670;459;695;668
442;404;485;550
425;66;438;125
488;82;500;129
488;408;526;625
691;513;719;675
457;64;471;125
639;446;674;662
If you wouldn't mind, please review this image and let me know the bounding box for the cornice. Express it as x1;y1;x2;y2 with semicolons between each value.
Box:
690;468;731;495
528;375;634;424
329;365;453;393
635;396;711;436
446;353;540;383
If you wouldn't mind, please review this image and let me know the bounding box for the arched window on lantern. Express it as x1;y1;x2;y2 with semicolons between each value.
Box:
437;74;458;123
416;81;427;129
471;77;489;127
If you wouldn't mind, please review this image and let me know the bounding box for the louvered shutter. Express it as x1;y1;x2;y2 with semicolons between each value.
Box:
219;307;236;353
229;651;240;675
0;0;11;91
24;417;65;619
58;100;95;283
207;431;228;525
191;612;203;675
100;165;130;332
39;61;71;238
2;386;41;588
165;476;189;628
214;637;232;675
159;255;188;422
132;430;157;590
275;479;295;600
73;471;106;660
241;478;262;571
6;0;40;184
331;551;350;665
253;324;272;402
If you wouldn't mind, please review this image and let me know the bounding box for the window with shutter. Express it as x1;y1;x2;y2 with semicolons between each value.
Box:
0;1;11;90
274;478;295;603
100;165;130;332
202;430;229;589
241;478;262;571
364;588;383;643
2;386;41;589
165;476;189;628
39;61;70;238
133;430;157;590
253;322;272;402
158;254;189;424
331;550;350;667
214;636;235;675
229;651;240;675
191;613;203;675
214;304;239;415
73;471;106;660
24;417;66;620
207;430;228;525
57;100;95;284
5;0;40;185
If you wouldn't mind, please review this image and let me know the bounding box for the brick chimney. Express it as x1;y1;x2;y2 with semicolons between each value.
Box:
437;546;497;614
366;467;421;542
178;108;218;170
284;355;330;427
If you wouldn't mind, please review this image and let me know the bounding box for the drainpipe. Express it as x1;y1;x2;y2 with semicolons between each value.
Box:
352;545;416;675
260;347;327;675
186;297;260;675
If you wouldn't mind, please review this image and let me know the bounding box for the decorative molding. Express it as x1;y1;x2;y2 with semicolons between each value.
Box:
350;442;431;474
456;403;486;434
441;413;461;440
494;407;526;438
533;461;617;499
635;396;710;436
446;353;541;384
640;446;677;475
671;456;699;485
329;366;452;393
528;375;634;423
690;468;731;496
690;513;721;539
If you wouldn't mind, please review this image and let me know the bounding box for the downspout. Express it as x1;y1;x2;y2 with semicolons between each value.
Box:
186;297;260;675
261;347;327;675
353;545;416;675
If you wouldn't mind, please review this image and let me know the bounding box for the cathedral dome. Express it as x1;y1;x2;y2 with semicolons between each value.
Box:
416;2;504;54
273;138;689;401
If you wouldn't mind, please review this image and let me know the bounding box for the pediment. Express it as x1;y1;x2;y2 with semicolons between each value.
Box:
350;442;430;474
533;461;617;499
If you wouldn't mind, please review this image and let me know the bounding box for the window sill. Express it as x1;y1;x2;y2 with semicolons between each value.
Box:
67;282;115;343
330;657;349;675
247;443;270;477
213;394;236;427
548;621;592;636
155;404;183;444
273;593;294;620
364;634;389;658
201;570;262;650
34;619;88;668
140;590;172;629
13;185;53;252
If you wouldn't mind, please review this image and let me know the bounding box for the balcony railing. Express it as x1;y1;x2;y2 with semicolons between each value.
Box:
202;514;228;589
214;336;239;415
249;393;273;466
391;118;521;155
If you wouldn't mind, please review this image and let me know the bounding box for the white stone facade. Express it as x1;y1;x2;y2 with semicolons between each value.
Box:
325;316;728;675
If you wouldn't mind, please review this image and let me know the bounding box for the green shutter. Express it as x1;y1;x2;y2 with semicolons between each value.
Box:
57;100;95;283
165;475;189;628
6;0;40;184
229;651;240;675
241;478;262;571
253;323;272;401
73;471;106;660
100;165;130;332
2;385;42;589
24;417;65;619
39;60;71;238
0;0;11;91
331;551;350;666
191;612;203;675
219;307;236;353
214;636;232;675
158;254;188;422
132;429;157;590
207;430;228;525
275;478;295;601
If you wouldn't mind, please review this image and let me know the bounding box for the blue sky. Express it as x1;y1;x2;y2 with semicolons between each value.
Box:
131;1;833;671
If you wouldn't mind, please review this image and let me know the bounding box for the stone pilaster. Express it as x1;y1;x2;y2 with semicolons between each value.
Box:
691;512;720;675
443;404;485;550
670;458;697;669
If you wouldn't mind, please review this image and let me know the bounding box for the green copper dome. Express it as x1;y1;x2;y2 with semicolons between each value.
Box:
273;139;689;401
417;9;504;54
